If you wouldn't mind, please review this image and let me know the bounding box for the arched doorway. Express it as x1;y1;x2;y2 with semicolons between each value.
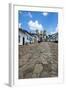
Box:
23;37;25;45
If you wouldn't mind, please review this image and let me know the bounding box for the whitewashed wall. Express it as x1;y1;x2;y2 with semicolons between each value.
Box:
18;31;27;45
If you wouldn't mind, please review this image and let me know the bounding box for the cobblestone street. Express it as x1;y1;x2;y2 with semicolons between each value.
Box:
19;42;58;79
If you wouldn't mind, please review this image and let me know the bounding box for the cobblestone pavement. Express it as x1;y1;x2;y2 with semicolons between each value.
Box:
19;42;58;79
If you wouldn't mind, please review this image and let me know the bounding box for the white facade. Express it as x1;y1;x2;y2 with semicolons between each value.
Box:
18;30;34;45
18;30;27;45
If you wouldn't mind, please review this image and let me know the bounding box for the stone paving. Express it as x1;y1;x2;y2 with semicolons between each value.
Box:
19;42;58;79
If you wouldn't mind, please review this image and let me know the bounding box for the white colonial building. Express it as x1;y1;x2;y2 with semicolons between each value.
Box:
18;28;34;45
48;32;58;42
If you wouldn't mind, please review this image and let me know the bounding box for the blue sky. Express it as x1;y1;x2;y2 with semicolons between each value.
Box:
18;11;58;34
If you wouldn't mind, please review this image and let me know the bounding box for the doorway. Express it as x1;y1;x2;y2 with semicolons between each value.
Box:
23;37;25;45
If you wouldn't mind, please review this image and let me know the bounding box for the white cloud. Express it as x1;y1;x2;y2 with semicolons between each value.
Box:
28;20;44;32
55;25;58;32
50;25;58;34
28;12;32;18
19;23;22;28
43;12;48;16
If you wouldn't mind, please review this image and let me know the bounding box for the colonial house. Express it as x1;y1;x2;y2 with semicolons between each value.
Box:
48;32;58;42
31;33;39;43
18;28;34;45
37;31;47;42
